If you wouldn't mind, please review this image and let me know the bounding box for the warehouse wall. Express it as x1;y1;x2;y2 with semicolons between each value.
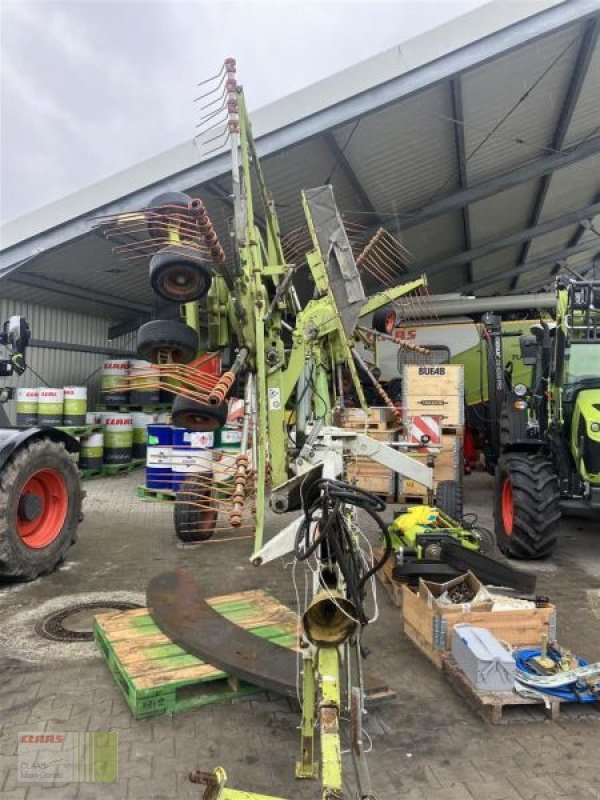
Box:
0;298;138;424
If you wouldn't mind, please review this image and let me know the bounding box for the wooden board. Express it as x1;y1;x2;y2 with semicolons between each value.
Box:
443;655;562;723
401;584;557;669
373;547;403;608
94;589;298;718
334;406;397;430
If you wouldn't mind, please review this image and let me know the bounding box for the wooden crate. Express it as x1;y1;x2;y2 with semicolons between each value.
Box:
334;406;397;430
402;365;465;427
399;434;462;496
401;584;557;670
373;547;403;607
94;590;298;718
346;457;395;500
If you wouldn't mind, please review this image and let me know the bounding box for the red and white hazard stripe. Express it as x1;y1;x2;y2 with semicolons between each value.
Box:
408;415;442;445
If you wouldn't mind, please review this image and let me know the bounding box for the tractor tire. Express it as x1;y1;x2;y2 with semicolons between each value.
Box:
372;307;397;335
147;191;192;239
137;319;198;364
171;395;228;432
494;452;560;559
435;480;463;521
0;438;83;580
149;246;212;303
174;476;217;542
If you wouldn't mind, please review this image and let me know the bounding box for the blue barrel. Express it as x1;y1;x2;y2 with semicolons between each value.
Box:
145;424;173;489
171;428;214;492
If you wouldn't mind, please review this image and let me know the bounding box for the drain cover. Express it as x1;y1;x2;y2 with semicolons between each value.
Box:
36;601;141;642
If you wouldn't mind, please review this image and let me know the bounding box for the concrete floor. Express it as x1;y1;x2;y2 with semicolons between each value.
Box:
0;468;599;800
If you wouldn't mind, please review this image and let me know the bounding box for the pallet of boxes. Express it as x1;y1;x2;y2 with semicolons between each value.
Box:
334;406;400;502
399;364;464;506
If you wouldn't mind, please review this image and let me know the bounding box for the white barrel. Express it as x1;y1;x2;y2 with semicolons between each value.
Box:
101;412;133;465
63;386;87;426
86;411;101;425
101;359;130;407
157;411;171;425
80;431;104;471
131;412;157;460
37;388;64;426
16;388;38;426
128;359;160;406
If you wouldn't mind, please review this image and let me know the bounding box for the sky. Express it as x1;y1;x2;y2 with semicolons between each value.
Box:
0;0;489;225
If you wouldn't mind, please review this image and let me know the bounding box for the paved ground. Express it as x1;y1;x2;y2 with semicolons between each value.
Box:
1;468;599;800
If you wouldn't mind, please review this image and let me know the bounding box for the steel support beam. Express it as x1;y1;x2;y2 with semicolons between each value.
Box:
511;17;599;290
450;77;472;283
29;339;137;357
360;133;600;239
3;1;597;271
5;272;154;315
407;201;600;279
463;238;600;293
323;132;378;220
551;192;600;276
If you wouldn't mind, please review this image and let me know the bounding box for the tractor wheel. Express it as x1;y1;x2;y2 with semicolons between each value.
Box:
147;191;192;239
0;438;83;580
137;319;198;364
149;246;212;303
435;480;463;520
372;307;397;335
174;476;217;542
171;395;228;432
494;452;560;559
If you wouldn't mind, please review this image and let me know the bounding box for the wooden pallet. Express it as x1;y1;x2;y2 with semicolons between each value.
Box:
58;423;103;437
137;485;177;502
94;590;299;719
443;655;562;723
397;493;429;506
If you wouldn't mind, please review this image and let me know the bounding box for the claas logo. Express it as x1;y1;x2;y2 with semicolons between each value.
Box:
393;328;417;342
21;735;64;744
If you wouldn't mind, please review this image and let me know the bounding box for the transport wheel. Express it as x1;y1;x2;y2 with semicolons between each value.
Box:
149;246;212;303
0;438;83;580
171;396;228;432
147;191;192;239
372;307;397;334
174;476;217;542
494;452;560;559
137;319;198;364
435;480;463;520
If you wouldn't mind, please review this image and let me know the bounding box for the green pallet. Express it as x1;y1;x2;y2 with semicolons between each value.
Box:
58;424;103;437
94;590;298;719
98;404;172;413
79;461;145;481
137;485;177;502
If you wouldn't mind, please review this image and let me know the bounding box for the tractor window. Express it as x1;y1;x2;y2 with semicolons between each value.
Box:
565;343;600;383
397;345;450;371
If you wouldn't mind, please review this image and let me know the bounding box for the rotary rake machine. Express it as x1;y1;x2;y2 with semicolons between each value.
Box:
97;59;441;798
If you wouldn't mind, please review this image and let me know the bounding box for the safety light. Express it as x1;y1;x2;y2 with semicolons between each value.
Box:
513;400;527;410
514;383;528;397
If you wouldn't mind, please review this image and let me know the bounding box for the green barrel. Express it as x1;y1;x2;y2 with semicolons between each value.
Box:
101;359;130;407
16;388;38;426
80;431;104;470
37;388;64;426
131;412;157;460
101;413;133;465
63;386;87;426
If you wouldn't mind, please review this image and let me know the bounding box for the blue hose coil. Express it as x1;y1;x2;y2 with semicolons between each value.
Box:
514;648;596;704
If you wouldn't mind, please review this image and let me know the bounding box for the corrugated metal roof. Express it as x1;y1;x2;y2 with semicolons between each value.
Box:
1;0;599;325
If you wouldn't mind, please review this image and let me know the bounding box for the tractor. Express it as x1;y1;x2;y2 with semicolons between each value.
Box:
0;316;83;580
484;278;600;559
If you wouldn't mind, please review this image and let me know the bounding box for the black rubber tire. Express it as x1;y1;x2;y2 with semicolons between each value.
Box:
171;395;228;432
494;452;560;559
435;480;463;521
137;319;198;364
149;246;212;303
147;191;192;239
174;476;217;542
0;438;83;580
372;307;397;334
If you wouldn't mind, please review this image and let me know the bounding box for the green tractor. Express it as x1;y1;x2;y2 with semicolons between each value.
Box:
486;278;600;559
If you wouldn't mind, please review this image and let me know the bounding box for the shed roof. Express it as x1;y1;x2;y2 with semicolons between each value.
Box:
1;0;599;334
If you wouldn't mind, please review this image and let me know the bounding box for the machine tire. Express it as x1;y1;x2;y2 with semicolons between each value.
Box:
494;452;560;559
0;438;83;580
137;319;198;364
372;307;397;335
435;480;463;521
147;191;192;239
149;246;212;303
172;395;228;432
174;476;217;542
